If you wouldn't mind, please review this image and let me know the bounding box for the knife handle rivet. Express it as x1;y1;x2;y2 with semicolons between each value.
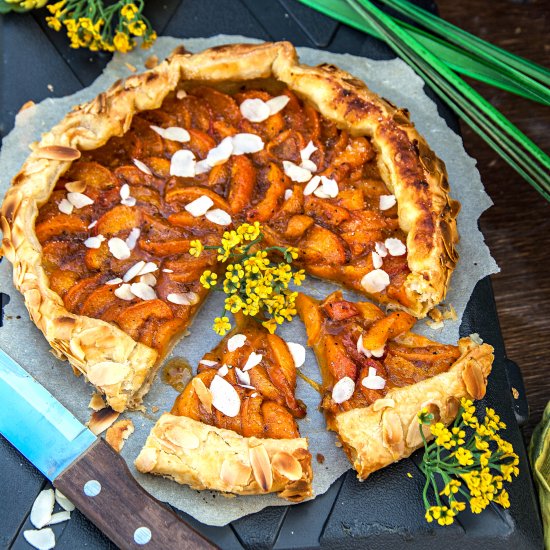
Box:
83;479;101;497
134;526;152;545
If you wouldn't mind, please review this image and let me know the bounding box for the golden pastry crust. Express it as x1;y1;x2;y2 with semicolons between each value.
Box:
1;41;458;412
335;337;493;480
135;414;313;502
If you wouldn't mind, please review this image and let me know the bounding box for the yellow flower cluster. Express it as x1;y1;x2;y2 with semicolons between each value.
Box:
419;398;519;526
46;1;157;53
3;0;48;10
194;222;306;336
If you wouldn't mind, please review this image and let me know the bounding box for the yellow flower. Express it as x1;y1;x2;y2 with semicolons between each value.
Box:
141;31;157;49
430;423;454;449
485;408;506;431
128;20;147;37
46;16;62;31
453;447;474;467
450;499;466;512
200;270;218;289
47;0;66;15
418;407;434;425
470;496;489;514
121;3;139;20
113;31;133;53
224;295;243;313
213;316;231;336
237;221;261;241
262;318;278;334
189;239;203;257
293;269;306;285
440;479;461;496
493;489;510;508
451;426;466;446
436;506;456;526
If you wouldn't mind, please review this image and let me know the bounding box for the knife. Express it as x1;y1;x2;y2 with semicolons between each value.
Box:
0;348;217;550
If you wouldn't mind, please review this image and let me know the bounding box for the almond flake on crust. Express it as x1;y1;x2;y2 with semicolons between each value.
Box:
66;193;92;209
83;235;105;249
283;160;312;183
205;208;232;226
123;261;146;282
249;444;273;492
384;237;406;256
217;364;229;377
105;419;134;453
303;175;321;196
205;136;233;166
362;366;386;390
271;451;303;480
87;406;120;435
379;194;396;210
36;145;80;161
332;376;355;404
57;198;73;215
231;133;264;155
220;459;252;487
139;273;157;287
170;149;195;177
240;98;271;122
65;180;86;193
235;367;251;387
361;269;390;293
150;125;190;143
243;351;263;372
133;158;152;175
114;283;135;301
108;237;131;260
199;359;218;367
287;342;305;368
185;195;214;217
130;282;157;300
372;251;383;269
210;374;241;417
375;241;388;258
266;95;290;114
227;333;246;352
164;424;200;450
166;291;198;305
125;228;140;250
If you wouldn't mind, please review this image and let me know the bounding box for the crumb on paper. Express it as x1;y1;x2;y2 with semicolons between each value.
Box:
87;407;119;435
151;405;159;413
145;54;159;69
88;392;106;411
19;100;35;113
426;319;444;330
316;453;325;464
512;387;519;399
407;472;413;478
106;419;134;453
125;62;137;73
47;84;54;92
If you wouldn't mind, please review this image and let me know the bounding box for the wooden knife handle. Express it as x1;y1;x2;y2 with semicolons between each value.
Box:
54;438;217;550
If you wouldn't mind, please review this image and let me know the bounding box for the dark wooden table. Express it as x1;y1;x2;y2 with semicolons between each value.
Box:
438;0;550;439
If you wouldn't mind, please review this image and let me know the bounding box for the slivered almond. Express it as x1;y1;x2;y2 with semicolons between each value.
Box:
283;160;312;183
382;410;405;456
205;136;233;166
30;489;55;529
303;175;321;196
379;194;396;210
462;361;486;400
242;351;263;372
23;528;55;550
108;237;131;260
227;333;246;352
265;95;290;114
286;342;305;368
361;366;386;390
54;489;75;512
123;261;146;282
170;149;195;177
385;238;406;256
235;367;250;387
192;377;212;413
375;241;388;258
205;208;232;226
185;195;214;217
133;158;152;175
135;447;158;473
67;192;93;209
176;89;187;99
199;359;217;367
217;364;229;377
167;292;198;305
240;98;271;122
372;251;383;269
130;282;156;300
150;125;190;143
332;376;355;404
36;145;80;161
87;407;120;435
83;235;105;249
271;451;303;481
231;133;264;155
164;424;200;450
220;459;252;487
114;283;135;301
139;273;157;287
210;375;241;417
65;180;86;193
249;444;273;492
105;419;134;453
361;269;390;294
47;511;71;525
300;140;317;163
87;361;130;386
120;183;131;200
57;198;73;215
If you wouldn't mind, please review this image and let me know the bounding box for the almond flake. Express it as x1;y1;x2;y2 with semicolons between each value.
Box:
64;180;86;193
385;238;406;256
108;237;131;260
240;98;271;122
217;364;229;377
54;489;75;512
130;282;157;300
199;359;218;367
300;140;318;163
287;342;305;368
121;196;137;207
133;158;152;175
139;273;157;287
210;375;241;417
300;159;317;172
88;220;97;229
170;149;195;177
356;334;371;358
303;175;321;196
362;366;386;390
272;451;303;481
125;227;140;250
251;392;258;398
379;194;396;210
30;489;55;529
162;268;174;273
58;198;73;215
164;424;199;450
371;346;385;358
192;378;213;412
106;277;123;285
205;208;232;226
332;376;355;404
150;125;190;143
284;189;293;200
372;251;383;269
185;195;214;217
231;133;264;155
120;183;130;200
242;351;263;372
361;269;390;293
123;261;146;282
67;192;93;209
194;159;212;174
266;95;290;114
23;528;55;550
47;511;71;525
83;235;105;249
227;333;246;352
249;444;273;492
375;241;388;258
88;393;106;411
283;160;312;183
36;145;80;161
139;262;158;276
235;367;251;387
176;89;187;99
114;283;135;301
166;291;198;305
87;407;120;435
314;176;338;199
205;136;233;166
87;363;130;386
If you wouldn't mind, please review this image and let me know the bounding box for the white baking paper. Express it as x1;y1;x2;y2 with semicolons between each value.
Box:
0;35;498;526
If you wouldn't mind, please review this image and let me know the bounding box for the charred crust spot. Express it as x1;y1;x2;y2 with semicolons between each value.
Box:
145;72;159;82
318;63;338;73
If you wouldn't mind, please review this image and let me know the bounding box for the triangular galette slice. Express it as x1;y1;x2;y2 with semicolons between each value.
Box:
296;291;493;480
135;315;313;501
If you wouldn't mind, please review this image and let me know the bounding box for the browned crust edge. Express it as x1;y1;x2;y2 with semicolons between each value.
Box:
134;413;313;502
0;41;459;411
334;337;494;480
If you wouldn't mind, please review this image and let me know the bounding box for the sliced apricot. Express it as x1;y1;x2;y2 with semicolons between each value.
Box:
191;87;241;125
261;401;300;439
96;205;142;237
284;214;314;240
227;155;255;214
63;274;102;313
304;196;350;227
49;269;79;298
115;299;173;339
165;185;231;212
187;129;217;159
247;162;286;222
80;285;120;318
240;394;265;438
64;161;117;190
300;225;347;265
35;214;87;243
295;293;323;346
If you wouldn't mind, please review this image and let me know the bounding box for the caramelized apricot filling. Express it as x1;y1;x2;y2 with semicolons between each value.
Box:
37;84;410;354
296;291;460;427
171;316;306;439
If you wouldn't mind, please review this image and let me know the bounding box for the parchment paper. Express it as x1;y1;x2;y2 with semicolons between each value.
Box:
0;35;499;526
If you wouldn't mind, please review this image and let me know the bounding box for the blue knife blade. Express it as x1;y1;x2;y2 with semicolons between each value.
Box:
0;348;96;480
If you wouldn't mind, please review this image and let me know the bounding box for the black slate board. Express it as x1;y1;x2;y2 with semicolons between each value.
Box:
0;1;544;548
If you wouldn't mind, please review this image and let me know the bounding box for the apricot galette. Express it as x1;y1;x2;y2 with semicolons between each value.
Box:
1;41;459;411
